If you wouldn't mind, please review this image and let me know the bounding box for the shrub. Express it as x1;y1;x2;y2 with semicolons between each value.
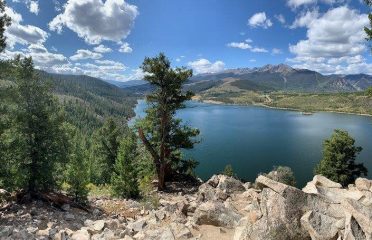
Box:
264;166;296;187
223;164;234;177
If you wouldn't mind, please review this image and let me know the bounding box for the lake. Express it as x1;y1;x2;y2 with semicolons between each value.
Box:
132;100;372;187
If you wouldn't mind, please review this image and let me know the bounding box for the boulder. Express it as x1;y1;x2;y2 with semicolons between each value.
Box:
193;201;242;228
160;228;175;240
355;178;372;192
128;219;147;233
71;229;91;240
344;214;367;240
0;226;14;239
216;175;245;194
312;175;342;188
300;211;340;240
87;220;106;234
342;199;372;235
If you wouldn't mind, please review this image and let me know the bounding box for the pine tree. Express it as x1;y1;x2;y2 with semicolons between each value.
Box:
138;53;200;190
95;118;125;183
366;0;372;51
66;130;89;203
111;132;139;198
11;57;69;193
315;130;367;186
0;0;11;53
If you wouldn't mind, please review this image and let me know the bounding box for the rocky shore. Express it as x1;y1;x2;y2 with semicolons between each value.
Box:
1;174;372;240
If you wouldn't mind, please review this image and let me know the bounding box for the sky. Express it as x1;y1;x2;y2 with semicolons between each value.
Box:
1;0;371;81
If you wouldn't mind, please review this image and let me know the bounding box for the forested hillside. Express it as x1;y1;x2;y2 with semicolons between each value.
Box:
39;71;137;134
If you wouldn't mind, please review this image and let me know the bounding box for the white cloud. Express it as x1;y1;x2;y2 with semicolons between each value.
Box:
118;42;132;53
272;48;283;55
188;58;225;74
248;12;272;29
49;0;139;44
227;42;251;49
288;6;371;74
28;1;39;15
4;7;48;48
286;0;341;8
227;40;268;53
94;44;112;53
70;49;103;61
251;47;268;53
275;14;286;24
290;8;319;28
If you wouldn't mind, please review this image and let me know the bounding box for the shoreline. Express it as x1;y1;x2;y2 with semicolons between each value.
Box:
197;99;372;117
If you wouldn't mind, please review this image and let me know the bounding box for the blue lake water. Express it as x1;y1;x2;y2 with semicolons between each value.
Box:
133;100;372;187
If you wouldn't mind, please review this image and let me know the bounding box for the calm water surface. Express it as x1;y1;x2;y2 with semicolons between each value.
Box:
133;100;372;187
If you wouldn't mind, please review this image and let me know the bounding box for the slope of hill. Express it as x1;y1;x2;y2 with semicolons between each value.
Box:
37;72;137;134
104;79;146;88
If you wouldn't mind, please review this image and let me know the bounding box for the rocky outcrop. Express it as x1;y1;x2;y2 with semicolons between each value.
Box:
1;175;372;240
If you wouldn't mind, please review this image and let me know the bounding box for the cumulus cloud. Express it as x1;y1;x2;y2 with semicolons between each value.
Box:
94;44;112;53
118;42;132;53
288;6;371;74
188;59;225;74
290;8;319;28
49;0;139;44
248;12;272;29
28;1;39;15
70;49;103;61
4;7;48;48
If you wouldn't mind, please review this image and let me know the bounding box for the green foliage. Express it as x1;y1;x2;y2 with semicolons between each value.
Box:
95;118;126;184
264;166;296;187
65;129;89;203
366;0;372;51
315;130;367;186
0;0;11;53
1;57;70;192
111;132;139;198
138;53;200;190
223;164;234;177
366;87;372;97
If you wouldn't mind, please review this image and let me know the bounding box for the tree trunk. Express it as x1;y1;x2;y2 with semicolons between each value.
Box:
158;163;166;190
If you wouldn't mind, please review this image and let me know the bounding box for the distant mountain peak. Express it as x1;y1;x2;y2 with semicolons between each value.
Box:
256;64;295;74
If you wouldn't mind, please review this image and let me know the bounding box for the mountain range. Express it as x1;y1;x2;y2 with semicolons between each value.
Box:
116;64;372;93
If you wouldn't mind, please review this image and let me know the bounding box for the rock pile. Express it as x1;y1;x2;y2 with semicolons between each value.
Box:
1;174;372;239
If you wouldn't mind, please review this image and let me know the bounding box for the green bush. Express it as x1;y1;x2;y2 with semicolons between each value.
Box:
223;164;234;177
264;166;296;187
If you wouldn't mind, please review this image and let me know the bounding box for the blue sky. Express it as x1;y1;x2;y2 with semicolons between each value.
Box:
1;0;371;81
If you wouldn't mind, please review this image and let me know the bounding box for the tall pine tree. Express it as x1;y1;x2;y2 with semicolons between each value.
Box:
138;53;199;190
111;132;139;198
12;57;69;193
95;118;125;183
0;0;11;53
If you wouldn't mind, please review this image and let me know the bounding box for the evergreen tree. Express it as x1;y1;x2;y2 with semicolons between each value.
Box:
66;129;89;203
223;164;234;177
365;0;372;51
138;53;200;190
315;130;367;186
111;132;139;198
95;118;125;183
11;57;69;193
0;0;11;53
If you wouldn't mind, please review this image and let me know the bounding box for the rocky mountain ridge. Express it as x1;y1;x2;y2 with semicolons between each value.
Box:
1;174;372;239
